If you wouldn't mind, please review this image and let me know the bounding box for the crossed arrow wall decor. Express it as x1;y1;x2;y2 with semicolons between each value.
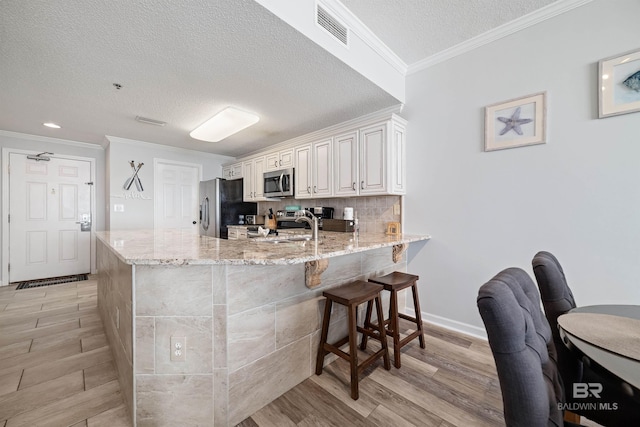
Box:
123;161;144;191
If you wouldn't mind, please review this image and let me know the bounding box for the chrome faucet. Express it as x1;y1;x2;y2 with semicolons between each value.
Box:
295;210;319;241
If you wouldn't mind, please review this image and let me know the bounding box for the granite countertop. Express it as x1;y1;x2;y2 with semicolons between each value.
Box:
97;229;431;266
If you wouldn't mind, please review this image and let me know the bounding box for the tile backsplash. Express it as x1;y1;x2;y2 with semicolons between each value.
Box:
258;195;401;233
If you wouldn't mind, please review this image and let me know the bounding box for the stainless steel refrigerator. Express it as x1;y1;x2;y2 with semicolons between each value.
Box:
199;178;257;239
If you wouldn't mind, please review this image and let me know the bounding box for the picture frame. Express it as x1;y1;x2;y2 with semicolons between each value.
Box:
484;92;546;152
598;48;640;118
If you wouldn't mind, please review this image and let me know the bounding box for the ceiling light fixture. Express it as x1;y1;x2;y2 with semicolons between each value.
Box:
43;122;61;129
190;107;260;142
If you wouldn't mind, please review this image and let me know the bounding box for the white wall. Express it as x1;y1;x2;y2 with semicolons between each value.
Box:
106;136;234;230
0;131;106;284
404;0;640;336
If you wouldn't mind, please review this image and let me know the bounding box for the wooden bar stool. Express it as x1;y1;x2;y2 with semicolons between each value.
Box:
315;280;391;400
361;271;425;368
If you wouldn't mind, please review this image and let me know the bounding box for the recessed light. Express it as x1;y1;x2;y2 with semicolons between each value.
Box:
43;122;61;129
190;107;260;142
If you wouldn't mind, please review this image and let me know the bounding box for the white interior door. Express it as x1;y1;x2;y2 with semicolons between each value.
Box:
154;160;201;232
9;153;92;282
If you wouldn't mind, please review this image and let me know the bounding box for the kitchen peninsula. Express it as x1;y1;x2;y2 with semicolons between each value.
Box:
96;229;430;426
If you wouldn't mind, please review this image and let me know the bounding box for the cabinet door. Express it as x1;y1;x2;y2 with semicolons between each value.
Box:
243;160;254;201
360;124;387;194
253;157;266;200
279;148;294;169
222;165;233;179
390;121;406;194
294;144;312;199
313;139;332;197
265;152;279;171
231;163;243;179
334;131;358;196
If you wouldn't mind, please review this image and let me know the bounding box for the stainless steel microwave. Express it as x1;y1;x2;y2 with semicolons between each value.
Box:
263;168;294;197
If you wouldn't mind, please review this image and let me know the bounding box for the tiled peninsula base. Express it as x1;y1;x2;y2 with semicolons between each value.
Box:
97;240;408;426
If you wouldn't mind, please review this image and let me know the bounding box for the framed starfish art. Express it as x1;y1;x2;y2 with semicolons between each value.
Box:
484;92;546;152
598;47;640;118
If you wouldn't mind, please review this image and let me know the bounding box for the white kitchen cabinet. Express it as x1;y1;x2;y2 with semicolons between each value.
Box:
243;156;267;201
294;144;312;199
334;131;358;196
359;123;386;194
312;138;333;197
333;117;406;197
265;148;294;171
295;139;333;200
222;162;243;180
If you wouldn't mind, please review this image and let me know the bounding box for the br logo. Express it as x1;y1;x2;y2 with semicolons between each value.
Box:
573;383;603;398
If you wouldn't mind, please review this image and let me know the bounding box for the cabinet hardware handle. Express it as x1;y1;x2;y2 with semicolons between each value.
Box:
361;181;364;189
352;182;356;190
192;221;196;225
313;186;317;193
279;159;282;166
307;186;311;193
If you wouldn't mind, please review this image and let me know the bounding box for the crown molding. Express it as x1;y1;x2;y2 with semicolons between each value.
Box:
0;130;104;150
319;0;408;75
407;0;594;74
234;103;405;163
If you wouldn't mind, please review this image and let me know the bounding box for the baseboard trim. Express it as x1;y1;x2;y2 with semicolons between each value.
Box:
404;307;487;340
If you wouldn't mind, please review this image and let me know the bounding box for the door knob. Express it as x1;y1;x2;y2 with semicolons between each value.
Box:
192;221;197;224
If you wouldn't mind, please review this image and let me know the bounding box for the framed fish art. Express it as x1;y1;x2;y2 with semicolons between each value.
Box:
599;47;640;118
484;92;546;152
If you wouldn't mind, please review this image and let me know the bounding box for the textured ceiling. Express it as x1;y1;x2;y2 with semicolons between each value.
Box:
341;0;559;64
0;0;397;156
1;0;561;157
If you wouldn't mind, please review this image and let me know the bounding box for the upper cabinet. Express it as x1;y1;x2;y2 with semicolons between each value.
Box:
294;144;312;199
222;162;243;180
265;148;293;171
312;139;333;198
294;139;333;200
334;131;358;196
224;113;406;199
334;117;406;197
243;156;267;201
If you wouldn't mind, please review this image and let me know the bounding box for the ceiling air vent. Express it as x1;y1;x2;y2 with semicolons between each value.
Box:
317;4;348;46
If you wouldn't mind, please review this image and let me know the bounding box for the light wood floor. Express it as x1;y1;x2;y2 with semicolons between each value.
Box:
0;278;130;427
238;318;506;427
1;279;600;427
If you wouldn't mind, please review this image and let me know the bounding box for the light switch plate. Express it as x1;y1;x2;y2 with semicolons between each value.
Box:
170;336;186;362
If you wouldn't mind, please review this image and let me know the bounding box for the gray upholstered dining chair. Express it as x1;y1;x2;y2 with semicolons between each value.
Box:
477;267;583;427
532;251;640;426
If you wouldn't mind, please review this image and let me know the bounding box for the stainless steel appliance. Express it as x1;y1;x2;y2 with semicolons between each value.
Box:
263;168;294;198
199;178;257;239
245;214;264;225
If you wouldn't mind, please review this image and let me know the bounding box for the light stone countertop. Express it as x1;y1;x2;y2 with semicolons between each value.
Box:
96;229;431;266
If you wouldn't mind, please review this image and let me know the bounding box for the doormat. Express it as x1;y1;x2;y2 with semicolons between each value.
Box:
14;274;89;290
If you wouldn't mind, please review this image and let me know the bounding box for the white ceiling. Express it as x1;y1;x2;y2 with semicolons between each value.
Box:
340;0;559;65
0;0;562;157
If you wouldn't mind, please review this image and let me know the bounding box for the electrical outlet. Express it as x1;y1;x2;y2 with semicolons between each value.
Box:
170;336;186;362
116;307;120;329
393;203;400;215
